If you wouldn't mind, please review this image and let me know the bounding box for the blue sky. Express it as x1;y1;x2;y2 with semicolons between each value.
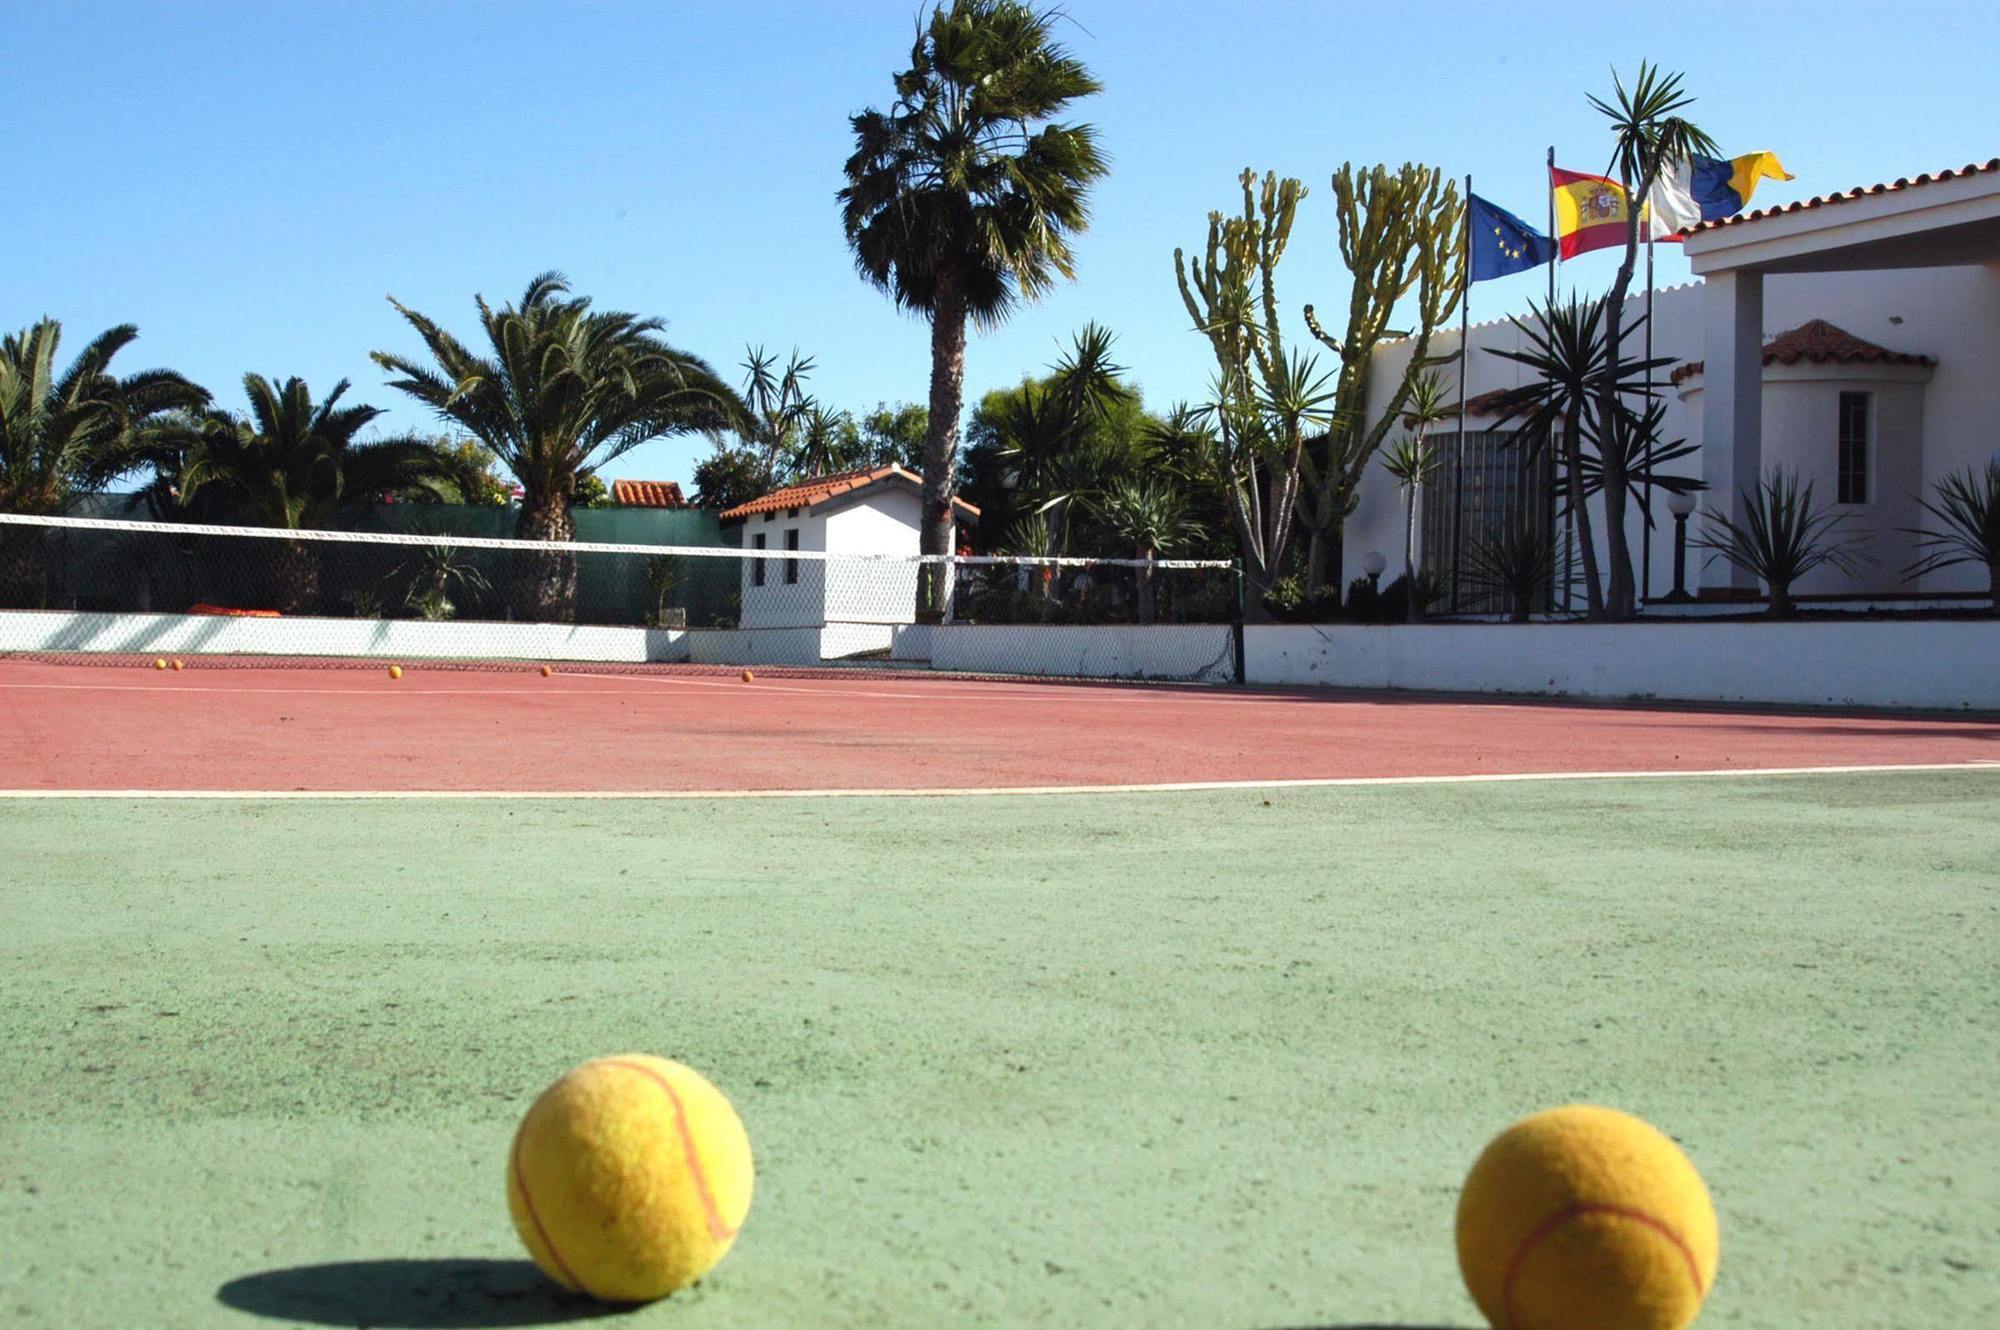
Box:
10;0;1995;490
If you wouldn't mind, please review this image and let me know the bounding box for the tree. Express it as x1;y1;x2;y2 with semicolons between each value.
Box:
840;0;1107;619
1588;64;1717;619
409;437;510;506
1175;170;1336;619
740;346;817;485
171;375;472;611
0;319;205;605
1096;477;1204;622
1378;371;1452;611
691;445;768;511
373;271;746;621
1298;163;1464;594
854;403;928;471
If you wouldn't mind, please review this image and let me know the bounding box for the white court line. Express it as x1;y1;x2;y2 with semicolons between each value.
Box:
0;761;1994;800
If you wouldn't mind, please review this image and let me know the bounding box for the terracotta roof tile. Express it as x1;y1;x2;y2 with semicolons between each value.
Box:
717;464;980;522
1669;319;1936;385
1687;157;2000;234
609;479;688;508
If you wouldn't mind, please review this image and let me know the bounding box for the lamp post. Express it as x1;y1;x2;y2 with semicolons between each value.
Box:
1662;490;1697;604
1362;549;1387;593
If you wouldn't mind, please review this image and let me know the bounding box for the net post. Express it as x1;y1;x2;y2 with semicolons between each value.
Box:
1231;559;1247;686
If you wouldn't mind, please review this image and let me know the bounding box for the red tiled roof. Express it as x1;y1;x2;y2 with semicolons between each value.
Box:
718;464;980;522
610;479;687;508
1687;157;2000;234
1459;388;1517;417
1670;319;1936;386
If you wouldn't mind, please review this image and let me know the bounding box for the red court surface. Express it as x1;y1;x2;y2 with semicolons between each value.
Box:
3;658;1996;793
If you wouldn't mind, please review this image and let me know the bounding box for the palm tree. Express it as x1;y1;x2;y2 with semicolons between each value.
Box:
1903;458;2000;610
373;271;745;620
1588;64;1717;618
172;375;471;612
1694;468;1871;618
0;319;206;606
740;346;817;484
840;0;1107;619
1096;477;1203;622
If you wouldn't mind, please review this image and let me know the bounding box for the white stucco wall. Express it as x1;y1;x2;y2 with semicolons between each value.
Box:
1355;262;2000;601
735;508;827;629
826;491;923;624
1246;621;2000;710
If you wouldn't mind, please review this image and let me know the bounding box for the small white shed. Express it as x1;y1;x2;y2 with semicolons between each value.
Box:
719;466;980;655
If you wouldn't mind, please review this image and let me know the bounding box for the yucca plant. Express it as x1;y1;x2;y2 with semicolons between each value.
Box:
1903;459;2000;610
394;539;492;622
1695;468;1872;618
1095;477;1205;622
1464;515;1560;623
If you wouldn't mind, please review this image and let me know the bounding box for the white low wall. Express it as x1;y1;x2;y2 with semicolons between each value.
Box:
1246;621;2000;710
1;610;686;663
893;623;1235;681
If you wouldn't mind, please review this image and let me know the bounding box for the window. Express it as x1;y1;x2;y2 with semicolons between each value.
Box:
784;529;800;584
751;532;766;586
1838;392;1870;504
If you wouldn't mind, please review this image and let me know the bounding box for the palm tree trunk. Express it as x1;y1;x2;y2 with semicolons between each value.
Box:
1562;406;1606;620
1598;222;1643;621
918;271;968;623
271;539;320;615
512;489;577;622
0;525;50;610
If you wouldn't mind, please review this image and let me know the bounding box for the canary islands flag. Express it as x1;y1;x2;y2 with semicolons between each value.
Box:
1649;151;1796;234
1468;193;1557;282
1551;166;1631;259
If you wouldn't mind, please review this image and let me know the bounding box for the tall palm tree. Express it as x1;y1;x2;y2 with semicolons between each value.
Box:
1588;64;1716;618
373;271;745;620
172;375;472;612
0;319;205;606
840;0;1107;618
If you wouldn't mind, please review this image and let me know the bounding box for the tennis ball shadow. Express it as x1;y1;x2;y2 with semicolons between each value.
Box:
217;1259;633;1327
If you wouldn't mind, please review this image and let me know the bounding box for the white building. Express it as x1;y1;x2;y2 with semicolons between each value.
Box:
1347;157;2000;609
719;465;979;657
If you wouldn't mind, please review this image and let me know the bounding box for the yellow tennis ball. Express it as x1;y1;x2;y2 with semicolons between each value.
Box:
507;1054;754;1303
387;665;403;679
153;657;168;670
1457;1105;1718;1330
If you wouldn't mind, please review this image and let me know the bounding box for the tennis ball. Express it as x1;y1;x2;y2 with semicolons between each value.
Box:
540;665;554;678
388;665;403;679
1457;1105;1718;1330
507;1054;753;1303
153;658;168;670
740;669;754;683
171;659;184;671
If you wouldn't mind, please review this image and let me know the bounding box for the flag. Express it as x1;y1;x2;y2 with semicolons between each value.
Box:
1651;151;1795;236
1551;166;1632;259
1467;193;1557;282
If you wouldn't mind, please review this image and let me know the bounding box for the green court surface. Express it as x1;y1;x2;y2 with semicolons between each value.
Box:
2;772;1996;1329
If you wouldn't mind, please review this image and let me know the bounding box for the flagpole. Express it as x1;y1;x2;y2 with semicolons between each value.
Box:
1451;173;1470;615
1549;144;1571;615
1642;231;1655;611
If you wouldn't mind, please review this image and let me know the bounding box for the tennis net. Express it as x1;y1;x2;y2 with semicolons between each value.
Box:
0;513;1244;683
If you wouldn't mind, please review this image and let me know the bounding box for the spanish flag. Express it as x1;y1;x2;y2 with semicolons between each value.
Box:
1551;166;1633;259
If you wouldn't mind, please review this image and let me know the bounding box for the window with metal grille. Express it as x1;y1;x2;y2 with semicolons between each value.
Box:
1838;392;1870;504
751;532;765;586
784;529;800;583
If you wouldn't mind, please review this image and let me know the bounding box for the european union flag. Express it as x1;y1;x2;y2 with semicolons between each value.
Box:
1469;193;1557;283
